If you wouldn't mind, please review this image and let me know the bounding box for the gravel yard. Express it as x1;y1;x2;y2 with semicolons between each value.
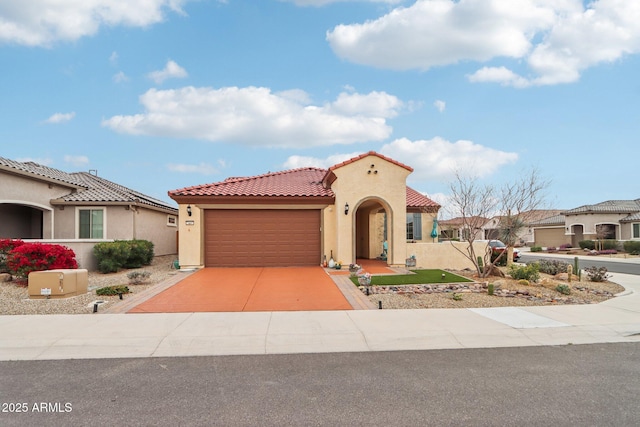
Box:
0;257;628;314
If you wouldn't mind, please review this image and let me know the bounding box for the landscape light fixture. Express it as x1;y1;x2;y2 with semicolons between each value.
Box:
187;205;192;217
344;202;349;215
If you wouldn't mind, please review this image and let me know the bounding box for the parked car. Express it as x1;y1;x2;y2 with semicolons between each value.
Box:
487;240;520;261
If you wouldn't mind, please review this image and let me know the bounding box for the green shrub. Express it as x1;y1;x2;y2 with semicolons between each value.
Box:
93;240;154;273
579;240;595;250
508;263;540;282
623;240;640;255
124;240;154;268
96;285;130;296
534;259;569;275
555;284;571;295
601;239;619;250
530;246;542;252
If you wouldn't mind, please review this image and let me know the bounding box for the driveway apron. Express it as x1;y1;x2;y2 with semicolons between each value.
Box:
128;267;353;313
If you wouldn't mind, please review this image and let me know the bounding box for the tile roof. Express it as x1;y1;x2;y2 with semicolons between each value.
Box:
169;167;334;198
170;162;440;210
564;199;640;215
0;156;84;187
406;187;440;209
529;214;565;226
0;156;176;212
621;212;640;222
328;151;413;173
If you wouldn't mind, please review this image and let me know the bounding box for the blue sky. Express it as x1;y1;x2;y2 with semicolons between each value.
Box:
1;0;638;217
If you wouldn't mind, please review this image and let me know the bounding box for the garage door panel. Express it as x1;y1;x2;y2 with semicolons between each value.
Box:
205;209;320;267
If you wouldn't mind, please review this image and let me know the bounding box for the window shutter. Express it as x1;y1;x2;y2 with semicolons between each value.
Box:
413;213;422;240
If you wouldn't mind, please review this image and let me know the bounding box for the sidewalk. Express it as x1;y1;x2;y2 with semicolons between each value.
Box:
1;273;638;361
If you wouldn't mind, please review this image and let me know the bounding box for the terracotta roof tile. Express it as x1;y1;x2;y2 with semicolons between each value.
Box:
170;167;334;198
406;187;440;208
328;151;413;173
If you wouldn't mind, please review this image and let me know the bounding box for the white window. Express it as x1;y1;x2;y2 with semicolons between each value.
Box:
78;208;104;239
167;215;177;227
406;213;422;240
633;223;640;239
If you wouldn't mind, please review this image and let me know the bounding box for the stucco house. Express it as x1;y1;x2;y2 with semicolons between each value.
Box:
530;199;640;248
0;156;178;269
170;152;480;270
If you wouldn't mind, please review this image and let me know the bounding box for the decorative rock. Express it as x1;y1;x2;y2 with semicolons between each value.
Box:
0;273;11;282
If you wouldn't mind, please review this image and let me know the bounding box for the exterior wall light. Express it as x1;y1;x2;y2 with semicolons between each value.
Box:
187;205;192;217
344;203;349;215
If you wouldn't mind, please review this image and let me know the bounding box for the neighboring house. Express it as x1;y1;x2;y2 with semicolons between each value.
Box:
0;156;178;269
438;217;488;241
482;210;564;246
530;199;640;248
169;152;477;269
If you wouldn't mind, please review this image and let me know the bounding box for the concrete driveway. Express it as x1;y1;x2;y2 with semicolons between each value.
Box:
128;266;353;313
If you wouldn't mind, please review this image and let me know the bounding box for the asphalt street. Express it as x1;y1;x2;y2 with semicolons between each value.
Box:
2;343;639;426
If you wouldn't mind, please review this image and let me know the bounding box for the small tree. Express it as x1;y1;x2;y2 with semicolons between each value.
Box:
448;169;549;278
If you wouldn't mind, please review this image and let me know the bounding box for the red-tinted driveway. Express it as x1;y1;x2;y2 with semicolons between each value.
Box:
128;267;353;313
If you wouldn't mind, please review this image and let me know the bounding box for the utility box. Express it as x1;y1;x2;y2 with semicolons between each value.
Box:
28;269;88;299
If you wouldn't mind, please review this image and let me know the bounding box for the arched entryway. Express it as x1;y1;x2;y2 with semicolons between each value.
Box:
354;198;392;263
570;224;584;248
0;202;49;239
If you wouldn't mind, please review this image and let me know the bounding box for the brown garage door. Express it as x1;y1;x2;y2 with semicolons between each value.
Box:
204;209;321;267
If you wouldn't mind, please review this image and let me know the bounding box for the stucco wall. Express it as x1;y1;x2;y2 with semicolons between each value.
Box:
407;241;486;270
329;154;410;266
566;213;629;240
135;207;178;255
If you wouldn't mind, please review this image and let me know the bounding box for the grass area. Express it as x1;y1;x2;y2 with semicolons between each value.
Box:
350;269;472;286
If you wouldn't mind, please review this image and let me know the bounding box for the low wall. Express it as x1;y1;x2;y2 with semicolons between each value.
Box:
406;241;487;270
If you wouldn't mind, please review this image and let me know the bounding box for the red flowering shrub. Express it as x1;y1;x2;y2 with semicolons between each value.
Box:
0;239;24;273
6;243;78;279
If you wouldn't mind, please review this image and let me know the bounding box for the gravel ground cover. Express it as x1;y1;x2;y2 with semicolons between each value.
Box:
0;255;179;315
366;269;625;309
0;256;628;314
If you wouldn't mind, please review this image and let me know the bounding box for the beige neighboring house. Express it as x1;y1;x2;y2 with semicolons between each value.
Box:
530;199;640;248
438;217;488;241
169;152;485;270
0;156;178;269
482;210;565;246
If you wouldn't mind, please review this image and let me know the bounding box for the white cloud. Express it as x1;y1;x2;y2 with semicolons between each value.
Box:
113;71;130;83
109;51;118;65
379;137;518;180
0;1;191;47
167;162;219;175
281;0;402;6
44;112;75;124
283;152;363;169
433;99;446;112
327;0;640;87
147;60;188;84
64;155;89;167
102;86;402;147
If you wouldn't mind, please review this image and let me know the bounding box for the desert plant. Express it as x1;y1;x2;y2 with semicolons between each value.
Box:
534;259;569;275
127;270;151;285
555;284;571;295
584;266;611;282
517;279;530;286
125;240;155;268
508;263;540;282
579;240;596;250
559;243;572;250
452;293;463;301
623;240;640;255
487;283;494;295
6;243;77;279
530;246;542;252
96;285;130;296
